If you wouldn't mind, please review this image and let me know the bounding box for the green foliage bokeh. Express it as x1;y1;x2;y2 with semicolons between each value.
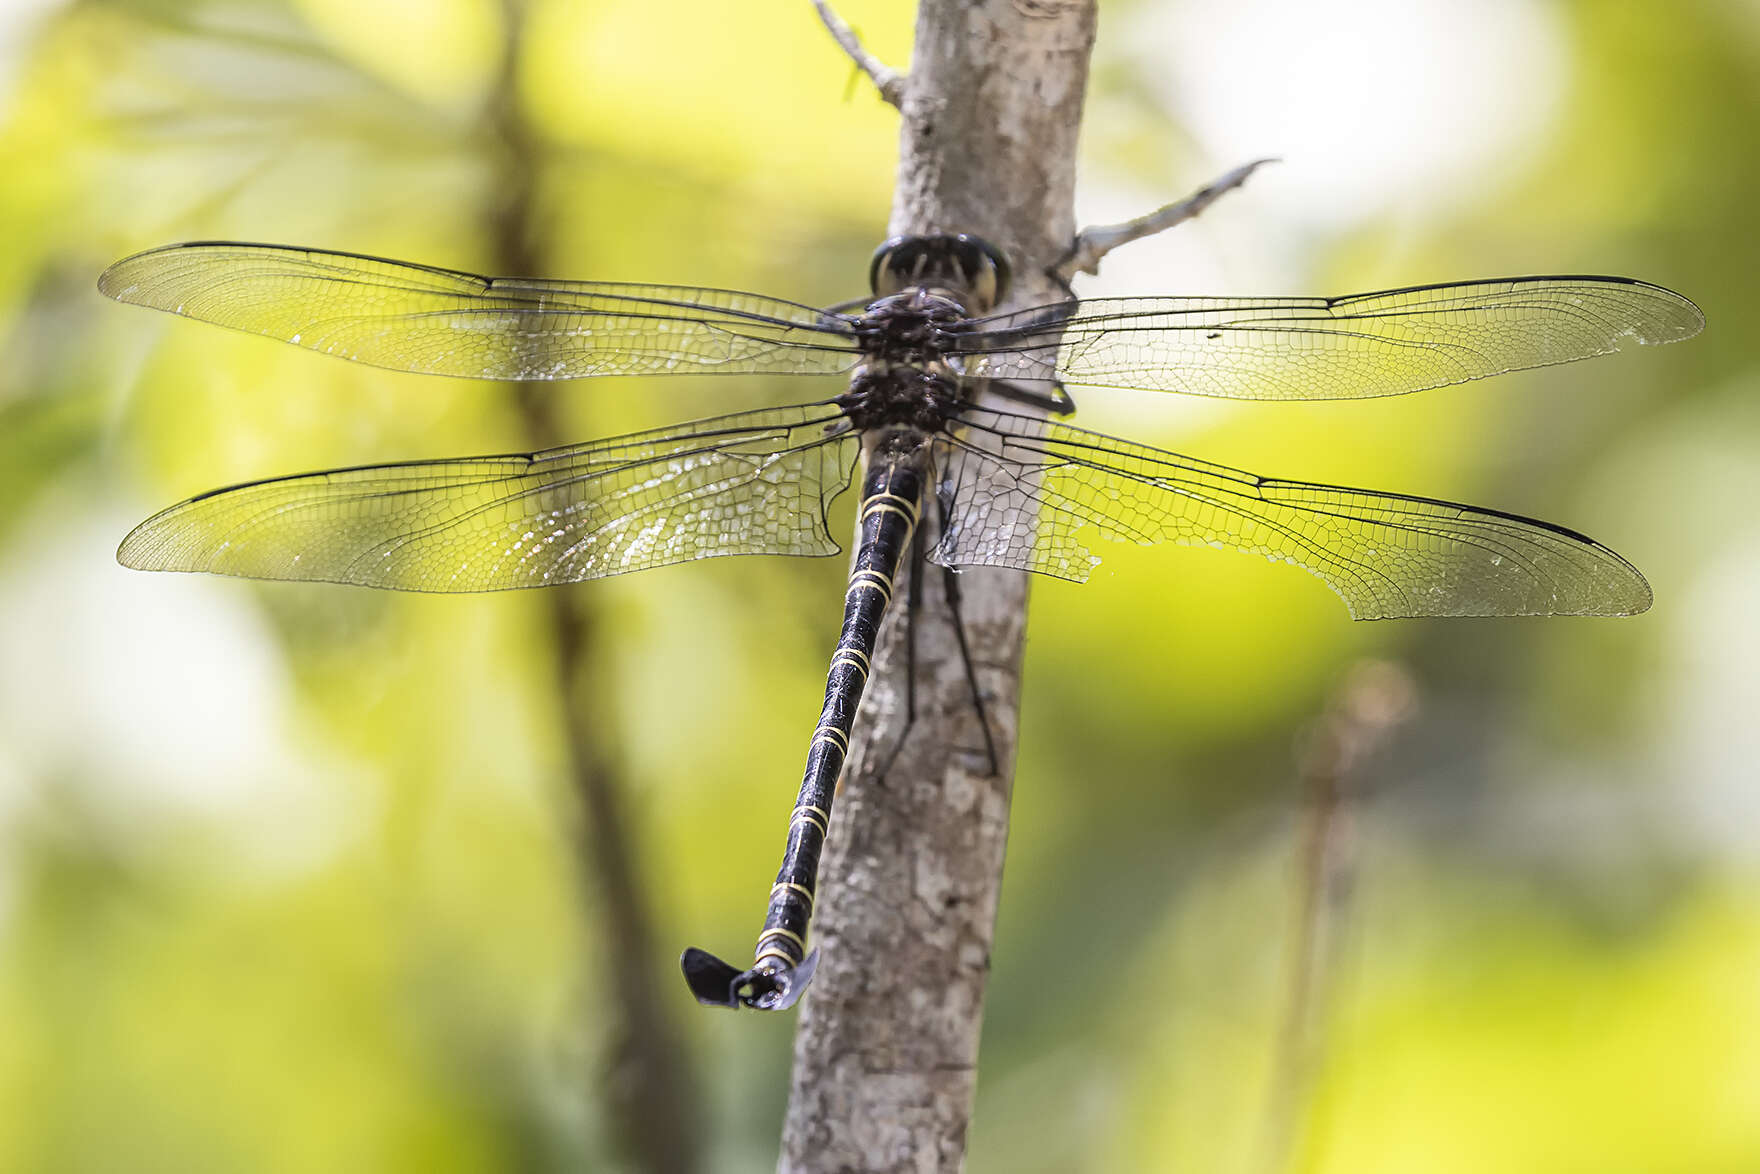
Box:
0;1;1755;1171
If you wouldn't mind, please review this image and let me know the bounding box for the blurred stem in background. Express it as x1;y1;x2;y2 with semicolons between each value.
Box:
5;0;1753;1168
487;2;703;1171
1261;660;1417;1174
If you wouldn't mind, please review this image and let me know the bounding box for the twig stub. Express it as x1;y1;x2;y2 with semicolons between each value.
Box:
1055;156;1280;284
811;0;906;109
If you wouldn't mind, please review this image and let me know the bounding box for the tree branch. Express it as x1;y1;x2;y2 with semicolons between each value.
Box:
811;0;904;108
1257;659;1415;1174
491;4;703;1172
1054;156;1278;283
779;2;1098;1171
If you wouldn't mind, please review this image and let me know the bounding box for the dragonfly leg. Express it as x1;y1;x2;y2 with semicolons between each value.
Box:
927;473;1000;775
936;478;1006;781
903;525;921;729
866;522;925;782
982;377;1077;416
940;561;1001;778
817;294;872;318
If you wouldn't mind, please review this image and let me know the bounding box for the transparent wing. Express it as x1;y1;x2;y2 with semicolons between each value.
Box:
932;408;1650;619
99;242;864;380
956;277;1703;399
120;405;861;592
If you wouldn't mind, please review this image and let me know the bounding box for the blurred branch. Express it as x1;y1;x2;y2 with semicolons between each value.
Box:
810;0;904;107
489;4;703;1173
98;8;454;170
779;2;1098;1170
1259;660;1416;1174
1054;156;1278;283
117;2;354;66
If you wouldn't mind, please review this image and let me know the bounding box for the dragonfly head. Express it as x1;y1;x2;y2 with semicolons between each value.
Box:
869;233;1012;314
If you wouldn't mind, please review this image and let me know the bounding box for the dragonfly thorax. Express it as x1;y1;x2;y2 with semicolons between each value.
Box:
840;285;987;431
854;287;967;359
837;364;963;433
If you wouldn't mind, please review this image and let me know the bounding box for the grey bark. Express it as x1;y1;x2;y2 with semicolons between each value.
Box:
779;3;1098;1172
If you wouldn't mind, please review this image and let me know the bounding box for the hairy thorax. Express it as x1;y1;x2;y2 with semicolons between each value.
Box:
837;288;973;433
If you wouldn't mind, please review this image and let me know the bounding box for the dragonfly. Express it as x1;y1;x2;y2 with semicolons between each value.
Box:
99;233;1702;1010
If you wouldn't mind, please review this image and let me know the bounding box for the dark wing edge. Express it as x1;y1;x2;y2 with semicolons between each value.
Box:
98;241;864;381
934;409;1652;620
119;405;862;593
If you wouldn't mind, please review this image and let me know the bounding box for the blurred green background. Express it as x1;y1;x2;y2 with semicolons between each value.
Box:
1;0;1754;1170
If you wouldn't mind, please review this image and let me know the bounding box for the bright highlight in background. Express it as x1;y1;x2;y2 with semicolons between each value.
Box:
1142;0;1568;228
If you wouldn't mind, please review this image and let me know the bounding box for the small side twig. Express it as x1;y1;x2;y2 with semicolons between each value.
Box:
1258;659;1416;1174
811;0;905;108
1054;156;1279;283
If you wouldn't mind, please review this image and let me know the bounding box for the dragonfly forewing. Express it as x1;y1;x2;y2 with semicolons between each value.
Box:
935;407;1651;619
100;228;1696;1014
119;405;861;591
958;277;1703;400
99;243;864;381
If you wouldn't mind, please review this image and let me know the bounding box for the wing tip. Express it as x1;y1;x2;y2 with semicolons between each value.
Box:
1596;566;1654;618
96;256;139;301
116;517;181;573
1641;296;1706;346
1336;555;1653;621
98;241;202;300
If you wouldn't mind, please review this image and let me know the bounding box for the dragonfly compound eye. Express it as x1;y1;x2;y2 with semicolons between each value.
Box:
869;233;1013;312
956;233;1011;309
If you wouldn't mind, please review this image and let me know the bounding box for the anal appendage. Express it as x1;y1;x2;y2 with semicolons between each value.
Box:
680;946;821;1011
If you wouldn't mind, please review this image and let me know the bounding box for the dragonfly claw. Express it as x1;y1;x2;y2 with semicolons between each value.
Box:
680;947;819;1010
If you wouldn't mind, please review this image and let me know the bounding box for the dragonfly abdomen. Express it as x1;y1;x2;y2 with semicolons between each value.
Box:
759;439;926;956
682;434;928;1009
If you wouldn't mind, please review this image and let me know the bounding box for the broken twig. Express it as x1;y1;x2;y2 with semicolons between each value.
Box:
811;0;905;108
1055;156;1279;283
